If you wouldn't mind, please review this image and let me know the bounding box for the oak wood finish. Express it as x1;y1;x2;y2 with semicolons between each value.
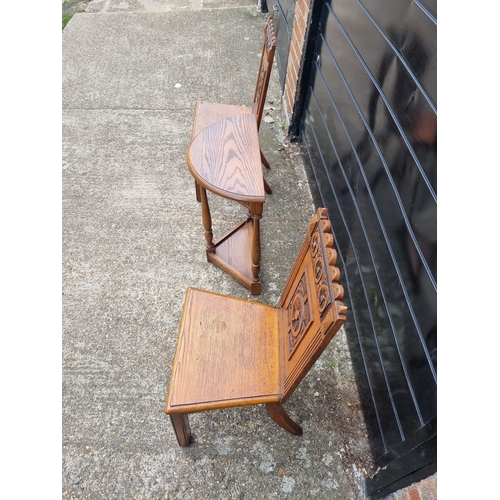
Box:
165;208;348;446
191;15;276;201
188;114;265;295
188;114;265;203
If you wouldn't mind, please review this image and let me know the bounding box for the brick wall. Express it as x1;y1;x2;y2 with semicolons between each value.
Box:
282;0;312;125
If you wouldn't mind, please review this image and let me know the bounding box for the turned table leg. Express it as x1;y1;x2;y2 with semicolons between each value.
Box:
195;180;201;202
199;186;215;256
250;211;262;295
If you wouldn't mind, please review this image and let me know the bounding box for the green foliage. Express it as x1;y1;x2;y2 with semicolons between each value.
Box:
62;13;73;30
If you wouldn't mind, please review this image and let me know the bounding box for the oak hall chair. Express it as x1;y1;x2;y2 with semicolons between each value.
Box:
164;208;348;446
191;15;277;200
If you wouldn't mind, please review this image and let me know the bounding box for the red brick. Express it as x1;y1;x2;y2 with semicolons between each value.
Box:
295;0;306;14
291;29;302;47
295;39;305;57
418;475;437;500
293;28;301;44
299;14;308;32
293;7;305;25
408;485;421;500
296;0;306;15
298;7;307;22
294;12;304;30
296;21;307;42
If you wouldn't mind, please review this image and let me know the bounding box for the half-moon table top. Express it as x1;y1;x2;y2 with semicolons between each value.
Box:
187;113;266;204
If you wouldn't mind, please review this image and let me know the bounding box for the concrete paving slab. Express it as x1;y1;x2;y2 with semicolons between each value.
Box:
85;0;250;13
63;10;272;110
62;5;374;499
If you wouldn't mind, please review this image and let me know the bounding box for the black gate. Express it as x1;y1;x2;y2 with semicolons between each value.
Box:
297;0;437;497
270;0;296;90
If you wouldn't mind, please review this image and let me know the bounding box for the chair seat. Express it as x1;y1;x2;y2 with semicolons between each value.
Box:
191;101;253;141
166;287;280;414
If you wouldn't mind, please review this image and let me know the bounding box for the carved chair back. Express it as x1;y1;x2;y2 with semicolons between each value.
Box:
278;208;348;402
252;15;277;130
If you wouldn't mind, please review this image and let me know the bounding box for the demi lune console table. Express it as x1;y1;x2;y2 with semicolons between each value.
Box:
187;113;266;295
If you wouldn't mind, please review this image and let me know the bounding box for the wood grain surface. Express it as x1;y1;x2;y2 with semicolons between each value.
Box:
167;287;280;413
187;114;265;202
191;101;253;141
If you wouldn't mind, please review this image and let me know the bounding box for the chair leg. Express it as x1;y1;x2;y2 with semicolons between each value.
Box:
263;177;272;195
261;150;271;169
170;414;192;446
266;403;303;436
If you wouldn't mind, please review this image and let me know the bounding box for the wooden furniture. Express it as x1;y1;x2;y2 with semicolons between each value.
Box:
191;14;277;201
187;113;265;295
165;208;348;446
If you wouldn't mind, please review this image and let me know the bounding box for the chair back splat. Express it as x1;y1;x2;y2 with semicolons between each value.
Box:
253;16;277;130
278;207;348;402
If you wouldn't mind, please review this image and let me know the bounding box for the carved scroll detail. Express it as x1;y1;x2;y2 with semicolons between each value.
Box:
310;227;332;315
286;270;313;357
264;14;277;52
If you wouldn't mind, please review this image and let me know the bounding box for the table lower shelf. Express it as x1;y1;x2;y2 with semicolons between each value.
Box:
207;218;261;295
